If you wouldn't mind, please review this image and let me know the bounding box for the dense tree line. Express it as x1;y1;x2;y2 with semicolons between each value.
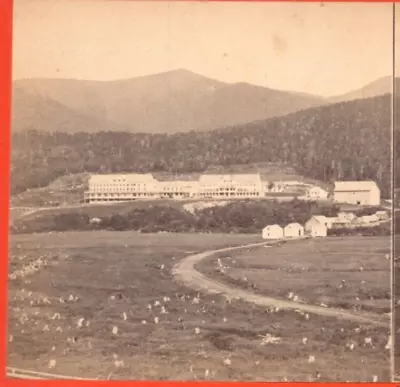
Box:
10;199;340;235
328;224;391;237
10;95;391;197
353;206;387;217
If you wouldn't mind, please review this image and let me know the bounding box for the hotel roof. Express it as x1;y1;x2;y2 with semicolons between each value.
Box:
89;173;157;183
333;181;379;192
199;173;262;185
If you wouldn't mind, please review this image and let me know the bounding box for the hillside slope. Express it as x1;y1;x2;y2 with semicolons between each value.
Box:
329;76;394;103
10;94;391;198
13;69;326;134
11;86;126;133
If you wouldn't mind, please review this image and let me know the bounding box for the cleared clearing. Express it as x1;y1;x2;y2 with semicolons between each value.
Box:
7;232;390;381
196;237;390;314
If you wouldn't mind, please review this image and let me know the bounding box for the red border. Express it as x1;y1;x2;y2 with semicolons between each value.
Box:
0;0;397;386
0;0;12;386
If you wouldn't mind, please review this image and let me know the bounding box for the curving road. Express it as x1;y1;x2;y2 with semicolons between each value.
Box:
6;367;97;380
172;241;389;328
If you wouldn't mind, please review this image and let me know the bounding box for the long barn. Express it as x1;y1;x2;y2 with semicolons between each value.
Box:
333;181;380;206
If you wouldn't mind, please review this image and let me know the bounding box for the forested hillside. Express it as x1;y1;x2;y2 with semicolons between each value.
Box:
10;94;391;198
12;86;125;133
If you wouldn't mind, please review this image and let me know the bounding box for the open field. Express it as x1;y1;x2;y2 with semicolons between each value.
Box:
8;232;390;381
196;237;390;314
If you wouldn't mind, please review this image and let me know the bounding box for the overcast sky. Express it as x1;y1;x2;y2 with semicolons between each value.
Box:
13;0;393;97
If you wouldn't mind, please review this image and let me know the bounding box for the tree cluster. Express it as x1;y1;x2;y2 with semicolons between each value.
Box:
10;199;340;235
328;224;390;237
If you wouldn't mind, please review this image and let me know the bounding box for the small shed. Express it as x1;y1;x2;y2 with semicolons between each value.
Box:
376;210;389;220
305;216;328;237
361;214;380;224
307;186;329;200
262;224;284;239
283;223;304;238
331;218;350;228
313;215;328;227
337;212;356;222
350;217;363;226
347;212;357;221
324;217;338;229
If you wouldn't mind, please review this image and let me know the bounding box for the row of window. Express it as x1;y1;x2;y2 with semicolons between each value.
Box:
86;193;158;197
85;191;262;197
90;184;150;188
90;184;261;189
201;185;260;189
86;192;187;196
89;187;262;193
199;192;260;197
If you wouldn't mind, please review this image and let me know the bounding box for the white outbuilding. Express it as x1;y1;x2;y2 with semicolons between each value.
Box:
304;216;328;237
307;186;329;200
321;216;338;229
333;181;380;206
262;224;284;239
337;212;357;222
360;214;380;224
283;223;304;238
376;210;389;220
312;215;343;230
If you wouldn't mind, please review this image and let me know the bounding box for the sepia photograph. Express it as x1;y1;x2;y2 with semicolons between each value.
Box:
394;2;400;382
7;0;393;382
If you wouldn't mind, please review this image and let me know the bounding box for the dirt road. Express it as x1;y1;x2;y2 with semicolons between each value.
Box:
10;204;86;219
6;367;97;380
172;241;389;328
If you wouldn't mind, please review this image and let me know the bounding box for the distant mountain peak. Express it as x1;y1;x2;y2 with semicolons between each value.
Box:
13;72;391;135
13;71;327;134
139;68;220;82
165;68;198;75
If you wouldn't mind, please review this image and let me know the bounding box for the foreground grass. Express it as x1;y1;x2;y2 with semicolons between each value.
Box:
196;237;390;314
8;232;390;381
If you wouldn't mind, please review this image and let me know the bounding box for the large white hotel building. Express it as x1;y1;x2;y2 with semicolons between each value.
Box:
83;174;380;206
83;173;265;203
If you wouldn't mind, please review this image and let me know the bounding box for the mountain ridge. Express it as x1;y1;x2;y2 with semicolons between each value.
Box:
13;69;326;134
328;75;393;103
12;69;393;135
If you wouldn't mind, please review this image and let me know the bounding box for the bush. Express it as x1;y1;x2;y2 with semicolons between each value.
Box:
10;199;343;235
353;206;386;217
328;224;390;237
